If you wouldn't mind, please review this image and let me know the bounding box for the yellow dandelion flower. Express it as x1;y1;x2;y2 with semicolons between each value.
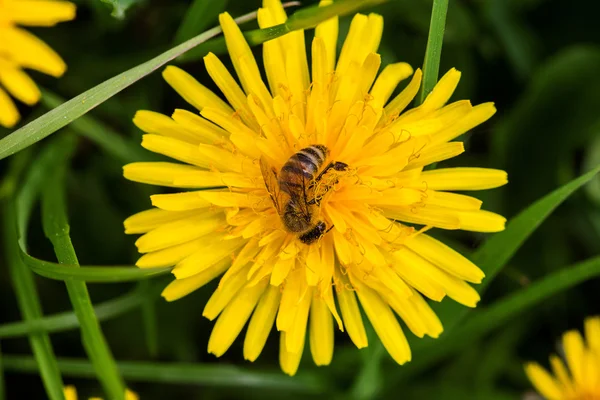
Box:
63;385;139;400
0;0;76;128
525;316;600;400
124;0;508;375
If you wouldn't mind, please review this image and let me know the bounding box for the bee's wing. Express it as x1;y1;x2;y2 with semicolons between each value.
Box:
259;157;286;215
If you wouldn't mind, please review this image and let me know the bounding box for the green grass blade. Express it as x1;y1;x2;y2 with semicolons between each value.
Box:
173;0;229;45
385;254;600;387
0;282;162;339
416;0;449;105
2;357;328;394
21;253;171;282
0;0;386;161
40;89;152;163
3;200;65;400
42;163;126;399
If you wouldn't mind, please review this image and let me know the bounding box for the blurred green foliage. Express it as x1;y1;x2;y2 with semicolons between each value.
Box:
0;0;599;399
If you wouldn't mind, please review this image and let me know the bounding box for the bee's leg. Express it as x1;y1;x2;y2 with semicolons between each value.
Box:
310;161;348;189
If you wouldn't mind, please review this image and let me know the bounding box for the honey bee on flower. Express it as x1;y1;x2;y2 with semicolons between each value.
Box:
123;0;508;375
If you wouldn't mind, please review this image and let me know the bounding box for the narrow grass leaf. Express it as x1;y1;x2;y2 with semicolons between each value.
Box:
2;357;328;394
3;200;65;400
417;0;449;104
42;162;125;399
0;282;162;339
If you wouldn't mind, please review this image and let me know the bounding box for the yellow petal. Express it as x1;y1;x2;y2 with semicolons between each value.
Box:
150;191;211;211
63;385;77;400
584;316;600;353
3;27;66;77
203;264;250;320
309;295;334;366
314;0;338;72
161;258;230;301
135;211;224;253
404;233;484;283
382;205;461;230
163;66;233;114
208;279;268;357
172;237;245;279
563;330;585;386
383;68;422;120
0;61;40;105
134;110;203;143
334;266;368;348
171;109;228;144
350;273;411;365
124;208;199;234
285;286;312;354
425;191;483;211
136;237;208;268
432;102;497;144
9;1;76;26
279;331;304;376
421;68;461;112
219;12;272;112
244;284;281;361
203;52;258;130
455;209;506;232
405;142;464;169
421;167;508;191
0;87;19;128
524;362;563;400
141;134;208;167
370;62;413;107
123;162;204;188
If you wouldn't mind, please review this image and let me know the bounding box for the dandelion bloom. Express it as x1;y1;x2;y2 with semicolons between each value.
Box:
524;316;600;400
124;0;507;375
0;0;75;128
63;386;138;400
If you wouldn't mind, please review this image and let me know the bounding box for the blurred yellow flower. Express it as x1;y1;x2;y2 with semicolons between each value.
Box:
525;316;600;400
124;0;507;375
0;0;75;128
63;385;138;400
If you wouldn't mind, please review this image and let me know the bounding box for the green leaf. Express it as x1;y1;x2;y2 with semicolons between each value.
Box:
0;0;386;161
3;200;65;400
173;0;229;45
20;253;171;282
417;0;449;104
0;282;162;338
42;159;126;399
2;356;328;394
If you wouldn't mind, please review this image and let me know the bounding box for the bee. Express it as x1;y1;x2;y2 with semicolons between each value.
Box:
260;144;348;245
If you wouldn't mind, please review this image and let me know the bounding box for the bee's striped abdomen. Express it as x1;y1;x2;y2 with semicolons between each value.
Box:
279;145;329;196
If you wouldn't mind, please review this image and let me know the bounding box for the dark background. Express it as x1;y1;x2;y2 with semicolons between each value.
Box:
1;0;599;398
